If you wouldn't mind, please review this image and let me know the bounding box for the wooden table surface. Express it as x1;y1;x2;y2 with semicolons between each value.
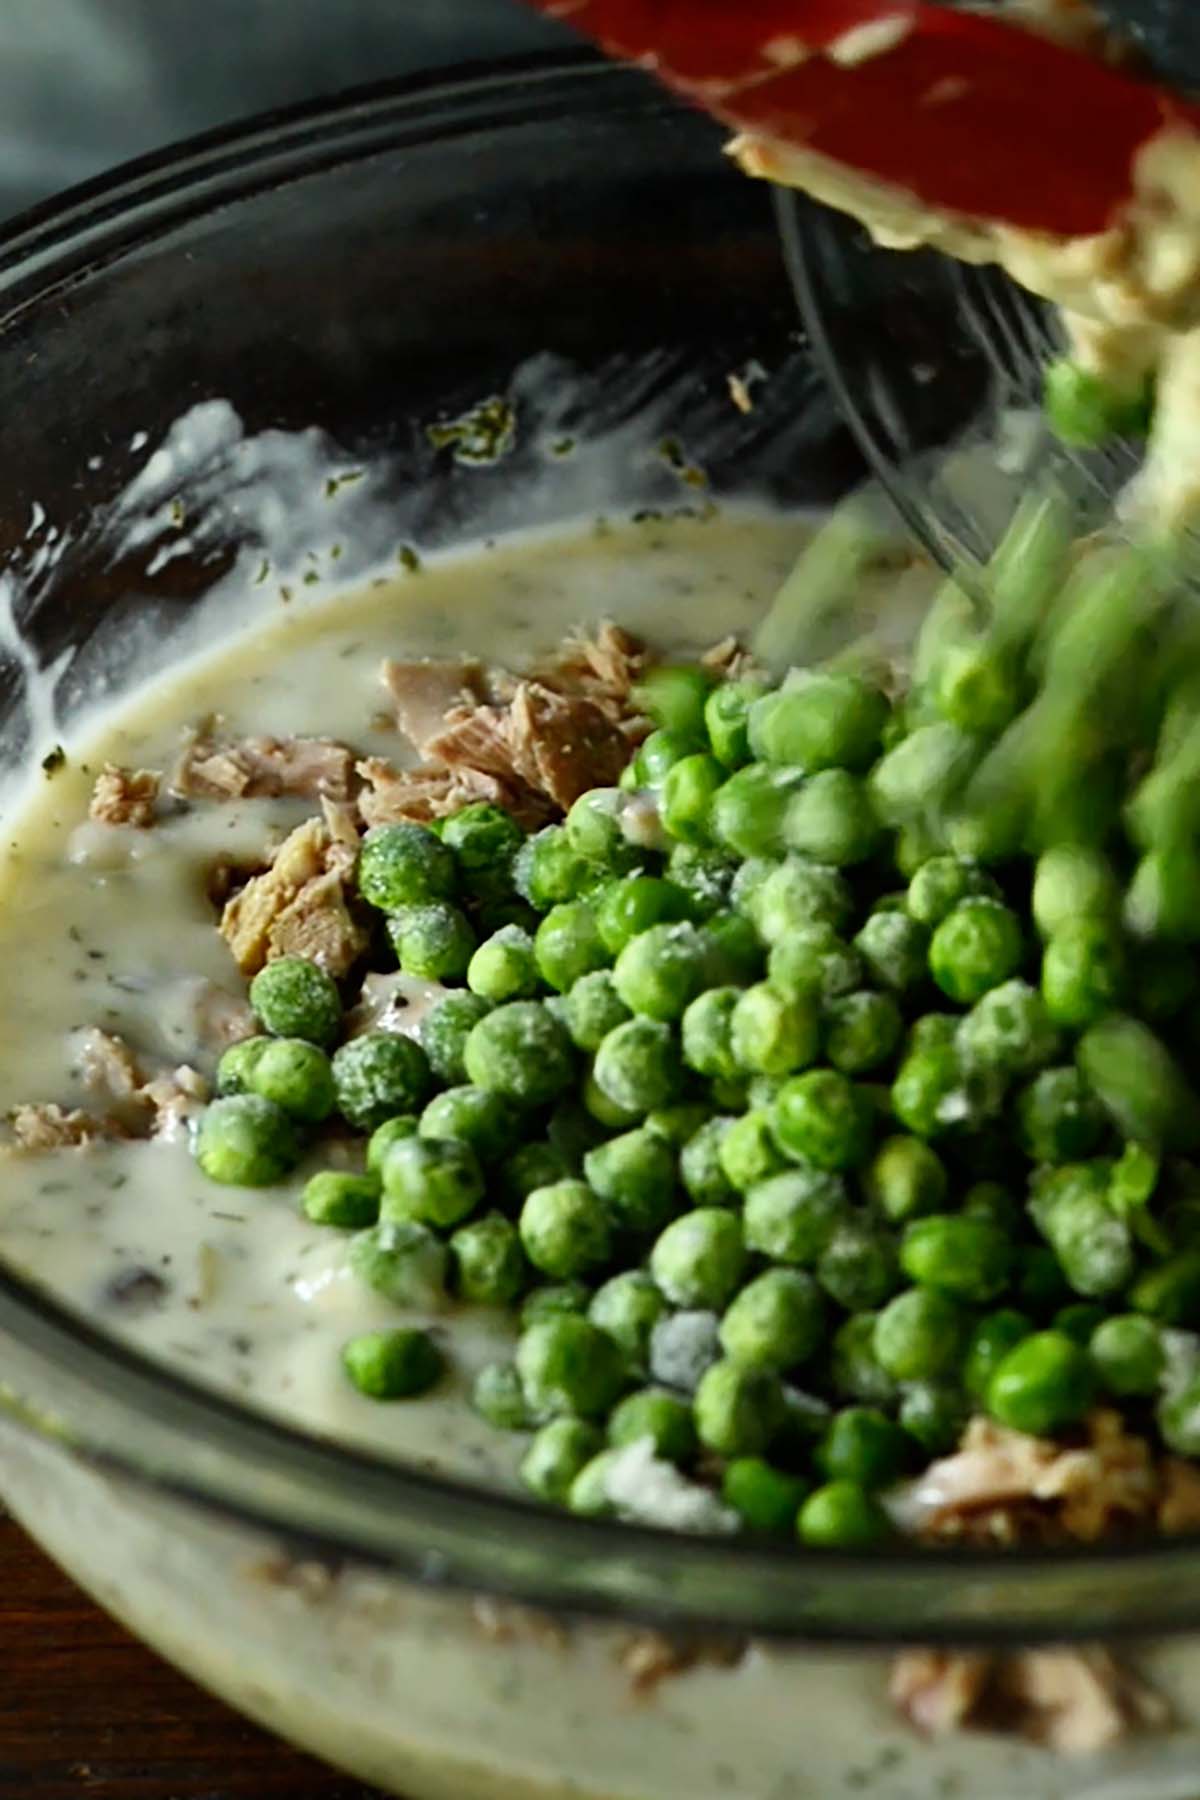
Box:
0;1514;387;1799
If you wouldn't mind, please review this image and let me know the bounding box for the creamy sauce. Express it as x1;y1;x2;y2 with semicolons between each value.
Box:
0;510;805;1477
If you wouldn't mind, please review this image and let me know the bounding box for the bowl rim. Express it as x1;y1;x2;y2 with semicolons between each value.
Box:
2;50;1199;1648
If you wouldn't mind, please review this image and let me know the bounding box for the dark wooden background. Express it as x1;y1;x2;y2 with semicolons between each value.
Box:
0;1515;387;1799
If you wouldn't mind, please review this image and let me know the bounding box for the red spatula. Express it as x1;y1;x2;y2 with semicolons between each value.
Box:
525;1;1200;238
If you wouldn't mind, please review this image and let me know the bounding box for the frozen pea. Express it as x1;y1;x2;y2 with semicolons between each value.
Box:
381;1135;484;1230
519;1179;614;1280
342;1328;442;1400
516;1315;626;1419
584;1127;679;1235
302;1170;380;1229
650;1208;747;1310
694;1359;786;1457
463;1001;576;1107
743;1167;851;1266
349;1219;448;1309
249;955;342;1046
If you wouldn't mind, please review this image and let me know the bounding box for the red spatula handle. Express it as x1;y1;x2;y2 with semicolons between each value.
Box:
529;1;1200;237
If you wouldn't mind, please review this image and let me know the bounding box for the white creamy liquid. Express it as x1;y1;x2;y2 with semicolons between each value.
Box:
0;509;805;1479
7;508;1200;1800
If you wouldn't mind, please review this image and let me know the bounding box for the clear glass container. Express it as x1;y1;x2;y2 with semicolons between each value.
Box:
3;53;1200;1800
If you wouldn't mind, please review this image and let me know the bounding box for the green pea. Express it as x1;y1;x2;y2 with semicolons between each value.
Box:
768;927;863;1002
594;875;691;955
633;726;705;787
854;910;930;996
449;1211;528;1305
419;1085;519;1163
535;902;609;993
561;969;631;1051
521;1281;592;1329
907;855;1000;928
830;1313;899;1407
929;898;1023;1004
388;902;476;982
986;1329;1094;1436
869;722;978;829
823;992;903;1076
650;1208;747;1310
613;921;713;1022
467;924;541;1002
502;1140;574;1205
381;1134;484;1230
583;1127;679;1235
783;769;881;866
743;1167;851;1265
519;1179;614;1281
348;1220;448;1309
1032;1168;1133;1299
681;986;742;1081
1041;917;1127;1028
332;1032;432;1132
215;1035;270;1096
956;979;1059;1077
719;1268;826;1372
607;1387;698;1464
342;1328;443;1400
662;752;725;844
513;825;600;910
588;1271;667;1377
694;1358;786;1457
365;1114;419;1177
771;1068;874;1171
1077;1015;1200;1153
797;1480;891;1548
472;1361;535;1432
1015;1067;1108;1164
705;678;768;769
701;909;765;985
636;663;714;738
680;1117;739;1208
748;672;887;773
817;1222;901;1311
592;1016;683;1116
1158;1377;1200;1457
644;1101;711;1147
357;821;457;912
898;1381;968;1456
420;991;492;1086
521;1418;604;1504
864;1136;948;1224
1130;1252;1200;1326
666;843;736;920
722;1458;810;1534
516;1315;626;1419
249;955;342;1047
752;856;853;944
247;1037;336;1124
731;982;822;1078
463;1001;576;1107
441;802;523;882
564;788;640;869
874;1289;967;1382
1031;845;1121;939
817;1406;908;1489
194;1094;300;1187
302;1170;380;1229
712;764;805;859
900;1214;1012;1304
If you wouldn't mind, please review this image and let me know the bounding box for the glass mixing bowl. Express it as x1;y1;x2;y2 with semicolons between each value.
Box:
4;53;1200;1800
